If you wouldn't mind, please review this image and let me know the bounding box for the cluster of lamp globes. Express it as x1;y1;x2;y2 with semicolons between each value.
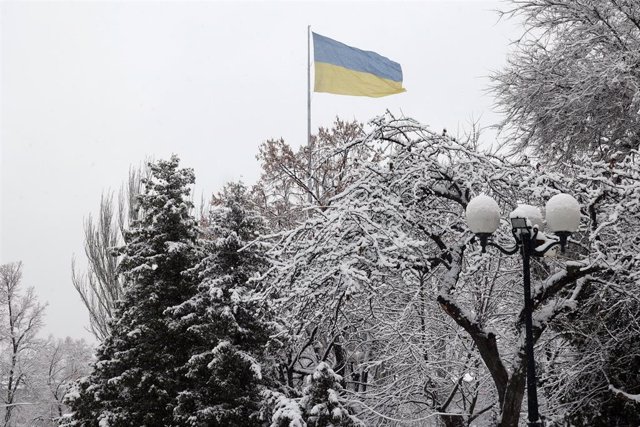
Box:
465;193;581;254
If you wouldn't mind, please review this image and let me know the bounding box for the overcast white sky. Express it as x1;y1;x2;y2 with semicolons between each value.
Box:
1;0;521;343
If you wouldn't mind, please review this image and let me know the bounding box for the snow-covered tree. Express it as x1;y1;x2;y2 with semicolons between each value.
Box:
19;337;93;427
492;0;640;163
298;362;362;427
264;114;621;426
169;182;274;426
268;391;305;427
0;264;94;426
493;2;640;422
268;363;363;427
63;155;200;426
532;154;640;425
0;262;47;427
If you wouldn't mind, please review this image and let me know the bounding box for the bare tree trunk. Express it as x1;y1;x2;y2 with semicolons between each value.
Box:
441;414;466;427
500;362;526;427
333;341;347;385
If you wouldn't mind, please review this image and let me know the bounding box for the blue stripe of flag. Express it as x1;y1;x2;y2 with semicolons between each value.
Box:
312;32;403;83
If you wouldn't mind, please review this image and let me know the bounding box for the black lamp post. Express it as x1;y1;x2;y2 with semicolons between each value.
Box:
465;194;581;426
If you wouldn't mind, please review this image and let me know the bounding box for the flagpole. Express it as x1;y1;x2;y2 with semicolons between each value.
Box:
307;25;313;205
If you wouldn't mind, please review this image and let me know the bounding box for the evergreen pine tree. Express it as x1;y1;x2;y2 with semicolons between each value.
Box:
267;390;305;427
170;182;273;427
64;156;199;426
298;363;363;427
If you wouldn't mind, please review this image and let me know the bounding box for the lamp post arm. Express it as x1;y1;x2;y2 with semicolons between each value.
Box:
484;241;520;256
531;239;562;256
475;231;520;255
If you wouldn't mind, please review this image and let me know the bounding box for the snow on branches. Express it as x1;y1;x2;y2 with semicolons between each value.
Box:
269;362;364;427
263;114;638;426
492;0;640;162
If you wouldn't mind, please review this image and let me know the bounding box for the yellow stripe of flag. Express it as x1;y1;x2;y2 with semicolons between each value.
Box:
314;63;405;98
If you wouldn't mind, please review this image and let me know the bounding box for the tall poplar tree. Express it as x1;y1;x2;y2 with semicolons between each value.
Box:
64;156;199;426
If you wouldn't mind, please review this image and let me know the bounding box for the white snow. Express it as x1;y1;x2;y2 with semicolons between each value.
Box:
271;397;306;427
545;193;581;232
208;286;224;300
331;406;348;420
327;388;340;404
352;350;365;364
509;204;543;229
466;195;500;234
165;241;188;253
536;231;559;258
238;351;263;380
609;384;640;403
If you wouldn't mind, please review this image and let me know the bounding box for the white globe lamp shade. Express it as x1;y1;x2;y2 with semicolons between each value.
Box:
545;193;580;233
466;195;500;234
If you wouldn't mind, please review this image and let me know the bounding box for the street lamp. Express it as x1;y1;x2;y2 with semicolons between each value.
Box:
465;193;581;426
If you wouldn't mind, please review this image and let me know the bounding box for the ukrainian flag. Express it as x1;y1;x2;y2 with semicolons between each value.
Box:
313;33;405;98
